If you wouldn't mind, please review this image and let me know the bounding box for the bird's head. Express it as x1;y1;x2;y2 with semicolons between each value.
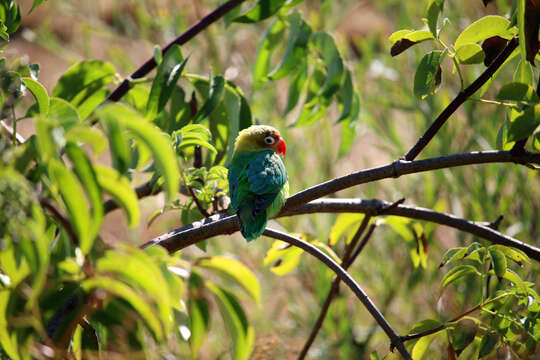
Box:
233;125;286;157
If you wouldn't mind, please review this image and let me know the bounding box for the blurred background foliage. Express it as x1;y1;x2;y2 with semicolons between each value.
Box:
0;0;539;359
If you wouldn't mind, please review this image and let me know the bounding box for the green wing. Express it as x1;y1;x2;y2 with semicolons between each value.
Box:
228;150;288;241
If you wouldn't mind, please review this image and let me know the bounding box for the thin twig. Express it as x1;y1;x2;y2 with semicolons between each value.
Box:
399;292;511;343
105;0;246;103
40;197;79;246
0;119;25;143
298;215;372;359
349;223;377;265
145;197;540;261
404;37;519;161
188;186;210;218
263;228;412;359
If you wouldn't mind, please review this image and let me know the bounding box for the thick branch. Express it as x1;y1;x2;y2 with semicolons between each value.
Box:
281;150;539;215
106;0;246;103
144;197;540;262
404;37;519;160
263;228;411;359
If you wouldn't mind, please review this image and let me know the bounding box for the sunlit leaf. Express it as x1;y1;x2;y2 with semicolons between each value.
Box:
253;18;286;86
426;0;444;37
309;32;344;98
65;143;103;241
267;11;311;80
389;30;434;56
233;0;287;23
48;159;93;254
488;248;507;279
454;16;517;50
441;265;481;288
329;213;364;246
206;282;255;360
263;240;303;276
146;45;187;119
188;272;210;357
193;75;225;123
197;256;261;304
455;43;485;64
97;103;180;201
488;245;530;266
82;276;164;340
507;104;540;141
52;60;115;118
94;165;139;227
65;126;107;155
22;77;49;115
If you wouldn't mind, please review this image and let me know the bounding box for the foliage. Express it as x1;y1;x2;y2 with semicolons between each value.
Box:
0;0;538;359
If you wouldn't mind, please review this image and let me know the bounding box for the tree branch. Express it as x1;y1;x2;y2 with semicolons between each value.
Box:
404;37;519;161
262;228;411;359
105;0;246;103
281;150;539;215
144;198;540;262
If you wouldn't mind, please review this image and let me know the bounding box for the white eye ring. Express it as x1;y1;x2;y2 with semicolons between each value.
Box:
264;136;275;145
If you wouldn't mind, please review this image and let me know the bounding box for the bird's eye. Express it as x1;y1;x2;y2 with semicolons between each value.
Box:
264;136;275;145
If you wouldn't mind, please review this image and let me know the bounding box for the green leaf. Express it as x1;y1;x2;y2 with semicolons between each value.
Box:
96;246;172;332
206;283;254;360
449;319;477;352
496;82;540;102
97;103;180;201
455;43;485;64
454;15;517;50
389;30;435;56
94;165;140;227
409;318;444;334
264;240;304;276
284;61;308;114
488;248;507;279
441;265;481;288
52;60;116;118
426;0;444;37
30;0;45;13
48;97;80;127
253;18;286;86
414;51;443;99
440;247;467;267
0;292;20;360
507;104;540;142
329;213;364;246
82;276;164;340
478;333;498;358
146;45;187;119
0;1;20;35
501;268;527;295
488;245;530;266
267;11;311;80
65;143;103;241
104;116;131;174
197;256;261;304
513;60;534;85
412;333;438;359
65;126;107;155
48;159;93;253
309;32;344;98
188;272;210;357
22;77;49;115
193;75;225;123
517;0;527;64
233;0;287;24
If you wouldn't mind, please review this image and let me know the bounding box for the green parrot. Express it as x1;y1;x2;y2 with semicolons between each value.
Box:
228;125;289;242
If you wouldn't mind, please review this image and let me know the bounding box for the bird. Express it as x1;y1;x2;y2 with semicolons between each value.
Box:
228;125;289;242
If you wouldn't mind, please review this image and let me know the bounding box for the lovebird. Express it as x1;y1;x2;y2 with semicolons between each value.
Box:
228;125;289;241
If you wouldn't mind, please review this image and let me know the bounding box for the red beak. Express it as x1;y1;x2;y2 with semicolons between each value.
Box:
277;137;286;156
